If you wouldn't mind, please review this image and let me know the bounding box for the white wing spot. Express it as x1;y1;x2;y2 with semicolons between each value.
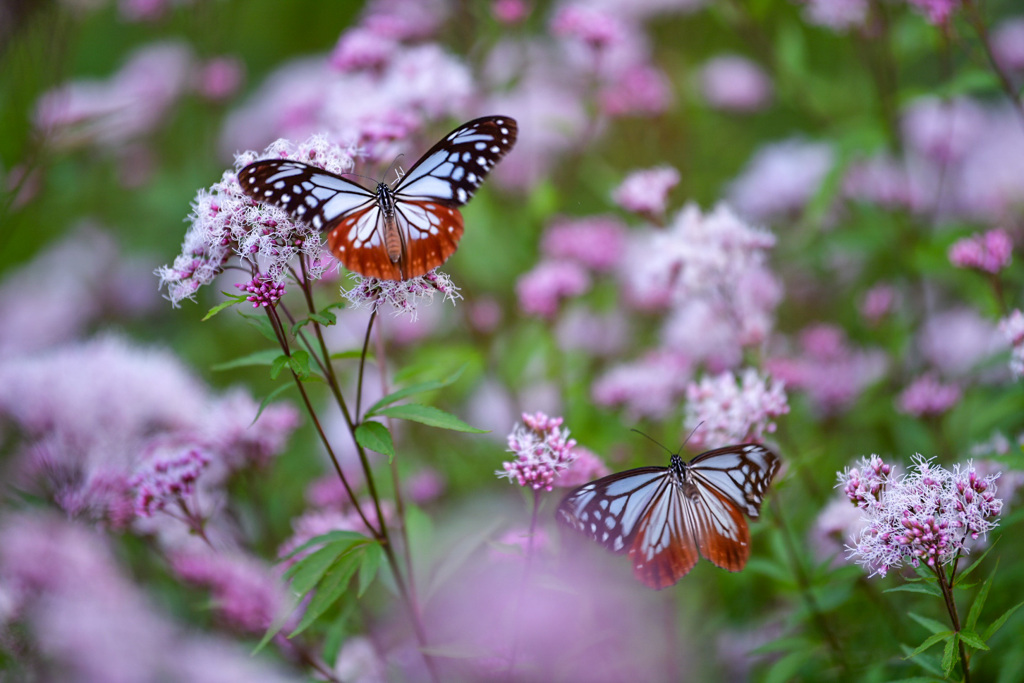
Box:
490;146;500;153
274;181;285;189
475;142;486;150
456;188;467;203
462;152;471;162
468;172;477;183
302;181;313;190
312;216;322;228
305;196;317;208
297;206;306;215
263;190;273;196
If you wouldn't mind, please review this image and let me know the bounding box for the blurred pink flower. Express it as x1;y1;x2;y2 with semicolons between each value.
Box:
361;0;449;40
727;139;834;223
860;284;896;324
683;368;789;449
492;0;529;24
611;166;680;218
918;308;1003;377
842;154;931;212
499;412;578;491
699;55;772;112
810;495;868;564
992;18;1024;72
279;502;394;562
798;0;869;30
35;41;193;151
131;447;210;519
599;63;673;117
592;351;692;420
553;445;611;488
999;309;1024;378
406;468;447;504
556;306;630;356
550;4;625;49
948;228;1013;273
541;215;628;271
953;105;1024;223
896;374;961;417
330;27;397;72
467;296;503;333
907;0;958;24
343;270;463;321
516;260;592;318
170;551;288;634
767;324;887;414
902;97;985;164
194;56;244;101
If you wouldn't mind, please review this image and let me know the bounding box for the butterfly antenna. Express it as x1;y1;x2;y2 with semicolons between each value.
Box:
630;428;675;456
340;170;380;186
676;422;704;453
383;154;405;186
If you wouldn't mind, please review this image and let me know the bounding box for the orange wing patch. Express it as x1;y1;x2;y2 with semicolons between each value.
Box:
393;200;465;279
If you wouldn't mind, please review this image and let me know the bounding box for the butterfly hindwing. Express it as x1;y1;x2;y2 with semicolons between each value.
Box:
238;160;375;230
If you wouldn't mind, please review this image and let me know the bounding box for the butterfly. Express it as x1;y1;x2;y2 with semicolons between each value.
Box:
237;116;518;280
557;443;781;589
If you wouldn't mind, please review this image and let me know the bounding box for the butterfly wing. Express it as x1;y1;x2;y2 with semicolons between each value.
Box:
685;444;781;572
395;116;518;207
628;482;701;589
390;200;464;279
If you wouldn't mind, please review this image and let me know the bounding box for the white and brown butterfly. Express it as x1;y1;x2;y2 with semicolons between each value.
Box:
238;116;518;280
557;443;781;589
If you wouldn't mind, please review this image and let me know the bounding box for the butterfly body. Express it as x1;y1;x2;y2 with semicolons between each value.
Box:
558;444;780;589
238;116;518;280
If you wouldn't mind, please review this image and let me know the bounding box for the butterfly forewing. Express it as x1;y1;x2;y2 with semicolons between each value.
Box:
237;116;517;280
558;443;781;589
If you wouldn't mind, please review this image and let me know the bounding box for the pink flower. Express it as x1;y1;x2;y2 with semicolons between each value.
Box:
330;27;397;72
683;368;789;449
611;166;680;218
540;215;628;271
516;260;592;318
343;270;462;320
918;308;1003;376
699;55;773;112
170;552;288;633
836;455;1001;577
599;63;673;117
948;228;1013;273
842;154;929;212
498;412;578;491
236;275;286;308
550;5;625;50
552;446;611;488
555;306;630;356
902;97;985;163
992;18;1024;72
907;0;959;24
767;324;887;414
194;56;244;101
954;106;1024;223
999;309;1024;378
860;284;896;324
897;375;961;417
592;351;692;420
405;468;446;504
492;0;529;24
798;0;869;31
130;447;211;519
727;139;834;223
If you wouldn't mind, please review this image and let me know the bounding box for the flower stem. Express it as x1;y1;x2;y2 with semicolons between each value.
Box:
962;0;1024;126
935;563;971;682
506;489;542;678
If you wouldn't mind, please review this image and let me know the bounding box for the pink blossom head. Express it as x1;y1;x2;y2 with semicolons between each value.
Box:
902;97;985;164
552;446;611;488
683;368;789;449
550;4;625;50
860;284;896;324
611;166;680;220
343;270;463;320
798;0;869;31
919;308;1003;376
599;63;673;117
592;351;692;420
492;0;530;24
727;139;835;223
699;55;773;113
897;375;961;417
540;215;628;271
330;27;397;72
498;412;579;491
992;18;1024;73
907;0;959;25
516;260;592;318
998;309;1024;378
948;228;1013;274
194;56;245;102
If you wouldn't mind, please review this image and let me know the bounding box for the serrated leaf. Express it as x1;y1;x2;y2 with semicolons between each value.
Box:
358;543;383;597
280;531;370;562
203;293;248;321
239;311;279;342
289;349;311;378
286;542;351;597
941;634;960;675
354;421;395;460
270;354;290;380
885;583;943;597
310;311;336;326
253;384;292;425
983;600;1024;641
372;403;486;433
364;365;466;416
289;552;361;637
212;349;282;371
957;630;988;651
966;570;994;632
908;612;950;635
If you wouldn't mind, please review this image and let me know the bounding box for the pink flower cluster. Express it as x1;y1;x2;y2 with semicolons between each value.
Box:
499;412;579;491
170;551;287;633
343;269;462;320
611;166;680;219
550;5;624;50
727;139;835;223
156;135;353;306
516;261;591;319
907;0;959;25
896;375;961;417
948;228;1013;273
699;56;773;113
798;0;869;31
131;448;211;518
237;276;286;308
592;351;692;420
683;368;789;449
837;455;1002;577
540;215;628;272
999;309;1024;378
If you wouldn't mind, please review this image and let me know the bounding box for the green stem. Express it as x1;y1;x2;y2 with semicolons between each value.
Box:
935;563;971;682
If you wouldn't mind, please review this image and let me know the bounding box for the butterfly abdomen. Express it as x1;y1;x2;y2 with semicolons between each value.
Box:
376;183;403;264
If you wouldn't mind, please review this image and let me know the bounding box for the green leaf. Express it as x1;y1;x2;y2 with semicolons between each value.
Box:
253;384;292;425
253;595;303;655
358;543;383;597
901;641;947;674
289;551;361;637
239;311;279;342
364;365;466;416
885;583;943;597
957;630;989;651
322;605;353;667
941;633;960;675
309;310;337;326
280;530;369;562
270;354;290;380
966;569;994;632
982;600;1024;641
908;612;950;635
331;349;375;362
763;648;815;683
371;403;486;433
286;542;351;597
289;349;311;378
354;421;395;461
211;349;282;371
203;293;248;321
